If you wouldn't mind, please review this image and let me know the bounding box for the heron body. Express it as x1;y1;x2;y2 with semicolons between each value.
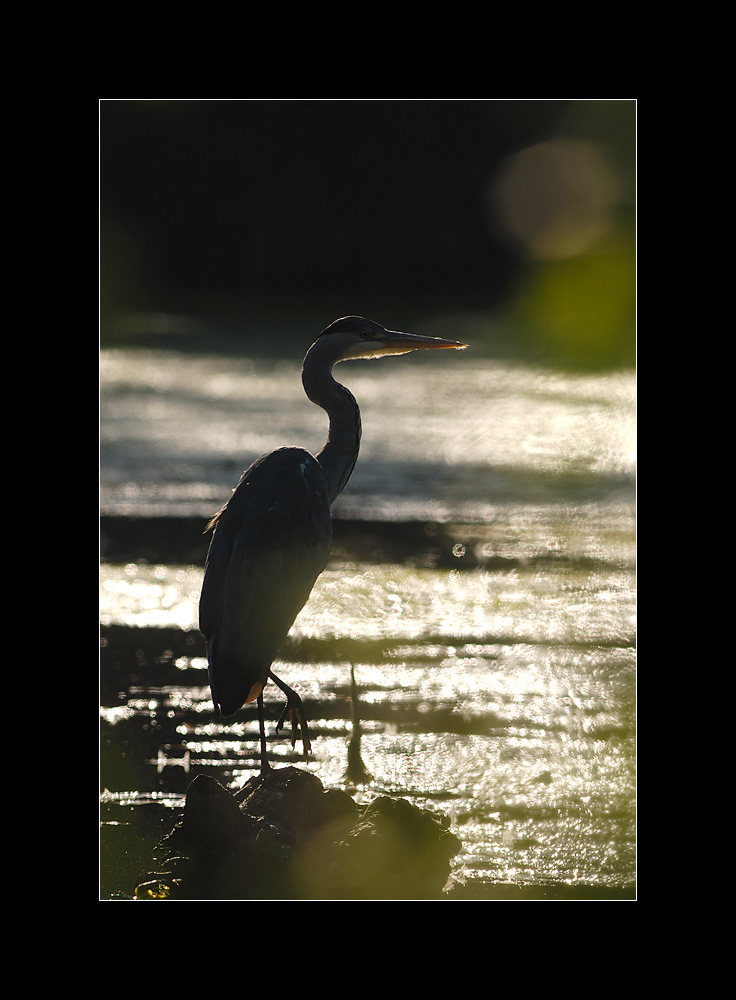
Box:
199;316;465;765
199;448;332;717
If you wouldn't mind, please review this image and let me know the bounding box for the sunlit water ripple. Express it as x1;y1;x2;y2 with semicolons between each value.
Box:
100;348;634;519
100;347;635;897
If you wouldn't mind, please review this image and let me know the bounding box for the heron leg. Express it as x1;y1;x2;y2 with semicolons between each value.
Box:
257;693;270;773
268;670;312;760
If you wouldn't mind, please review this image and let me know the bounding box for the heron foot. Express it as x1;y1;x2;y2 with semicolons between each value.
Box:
268;671;312;760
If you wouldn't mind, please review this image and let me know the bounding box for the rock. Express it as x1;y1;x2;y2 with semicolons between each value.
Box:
136;767;460;900
314;795;462;900
236;766;359;846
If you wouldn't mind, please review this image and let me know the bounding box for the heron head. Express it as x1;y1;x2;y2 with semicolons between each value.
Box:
318;315;467;361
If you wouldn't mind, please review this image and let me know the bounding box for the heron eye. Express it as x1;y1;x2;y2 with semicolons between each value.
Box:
360;330;371;339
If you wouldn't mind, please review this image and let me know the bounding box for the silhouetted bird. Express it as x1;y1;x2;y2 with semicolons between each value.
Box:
199;316;465;770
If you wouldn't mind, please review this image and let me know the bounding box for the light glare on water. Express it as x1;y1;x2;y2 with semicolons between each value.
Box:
100;557;634;649
100;349;634;519
100;346;635;895
100;555;635;889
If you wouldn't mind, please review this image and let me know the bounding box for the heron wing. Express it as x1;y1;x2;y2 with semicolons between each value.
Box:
199;449;331;716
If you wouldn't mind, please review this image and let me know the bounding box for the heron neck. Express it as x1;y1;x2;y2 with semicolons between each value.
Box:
302;339;362;503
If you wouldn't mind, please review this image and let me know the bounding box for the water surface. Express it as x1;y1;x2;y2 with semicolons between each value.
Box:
100;348;634;519
100;346;635;898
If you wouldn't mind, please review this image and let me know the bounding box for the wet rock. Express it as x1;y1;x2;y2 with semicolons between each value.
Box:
141;774;291;899
136;767;460;900
236;765;359;846
317;795;462;900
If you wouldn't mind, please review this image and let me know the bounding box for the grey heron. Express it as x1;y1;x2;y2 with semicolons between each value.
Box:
199;315;466;771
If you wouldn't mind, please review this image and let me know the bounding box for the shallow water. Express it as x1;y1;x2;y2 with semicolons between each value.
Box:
100;348;634;519
100;346;635;899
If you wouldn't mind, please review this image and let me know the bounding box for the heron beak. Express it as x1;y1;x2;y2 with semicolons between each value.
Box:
383;330;468;351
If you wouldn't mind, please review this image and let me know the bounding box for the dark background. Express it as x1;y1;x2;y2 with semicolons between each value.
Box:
100;100;635;367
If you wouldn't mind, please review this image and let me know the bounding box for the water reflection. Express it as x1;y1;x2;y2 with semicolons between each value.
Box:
100;552;635;892
100;346;635;897
100;556;634;648
100;349;634;519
